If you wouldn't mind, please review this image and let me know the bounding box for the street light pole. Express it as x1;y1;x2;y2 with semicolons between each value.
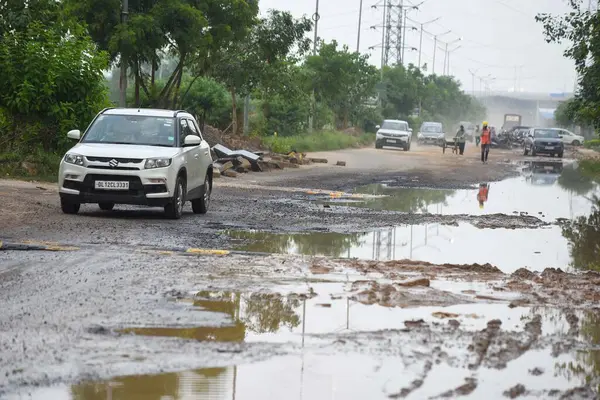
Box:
309;0;320;133
357;0;363;52
432;29;450;75
442;37;461;75
446;45;460;75
417;17;440;70
119;0;129;107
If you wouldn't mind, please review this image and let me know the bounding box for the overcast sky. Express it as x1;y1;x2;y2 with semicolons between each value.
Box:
258;0;579;94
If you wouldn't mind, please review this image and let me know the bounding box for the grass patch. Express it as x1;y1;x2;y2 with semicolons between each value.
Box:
262;131;374;154
0;151;62;182
584;139;600;150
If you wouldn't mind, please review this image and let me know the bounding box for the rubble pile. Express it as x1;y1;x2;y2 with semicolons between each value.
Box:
205;125;345;178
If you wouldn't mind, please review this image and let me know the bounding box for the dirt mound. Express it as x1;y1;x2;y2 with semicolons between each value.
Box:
344;259;502;275
202;124;266;151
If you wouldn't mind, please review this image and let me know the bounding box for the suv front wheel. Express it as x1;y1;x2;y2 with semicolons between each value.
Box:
192;173;211;214
164;176;185;219
61;198;80;214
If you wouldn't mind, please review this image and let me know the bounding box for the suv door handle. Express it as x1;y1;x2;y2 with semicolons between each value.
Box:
194;154;199;159
204;151;209;155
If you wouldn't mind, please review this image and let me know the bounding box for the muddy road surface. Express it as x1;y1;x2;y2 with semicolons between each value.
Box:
1;143;600;399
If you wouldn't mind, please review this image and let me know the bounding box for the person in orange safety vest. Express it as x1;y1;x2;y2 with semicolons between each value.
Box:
480;121;491;163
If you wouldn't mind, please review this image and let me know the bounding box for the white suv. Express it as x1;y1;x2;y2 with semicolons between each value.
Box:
58;108;214;219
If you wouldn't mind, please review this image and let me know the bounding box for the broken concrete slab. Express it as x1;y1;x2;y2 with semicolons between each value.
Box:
309;158;328;163
336;161;347;166
212;144;261;163
222;169;238;178
220;161;234;172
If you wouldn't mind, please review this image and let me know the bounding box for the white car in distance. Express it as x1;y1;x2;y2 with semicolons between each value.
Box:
58;108;214;219
375;119;412;151
550;128;585;146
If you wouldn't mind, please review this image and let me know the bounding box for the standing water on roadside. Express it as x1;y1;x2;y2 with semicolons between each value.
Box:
228;161;600;273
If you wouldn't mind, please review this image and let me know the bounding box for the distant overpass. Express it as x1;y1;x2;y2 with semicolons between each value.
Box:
471;91;573;127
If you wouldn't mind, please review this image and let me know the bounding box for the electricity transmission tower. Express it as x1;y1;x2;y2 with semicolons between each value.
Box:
371;0;405;67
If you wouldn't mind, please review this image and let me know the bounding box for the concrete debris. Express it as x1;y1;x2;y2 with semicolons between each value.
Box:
336;161;346;166
222;170;238;178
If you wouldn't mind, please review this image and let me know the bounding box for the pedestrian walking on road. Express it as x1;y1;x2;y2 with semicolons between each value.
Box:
455;125;466;155
480;121;491;163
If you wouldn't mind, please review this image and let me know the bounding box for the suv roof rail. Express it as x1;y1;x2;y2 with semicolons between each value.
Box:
99;107;115;114
173;110;187;117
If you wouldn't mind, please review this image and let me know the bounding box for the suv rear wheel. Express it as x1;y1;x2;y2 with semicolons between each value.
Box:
164;176;185;219
191;174;211;214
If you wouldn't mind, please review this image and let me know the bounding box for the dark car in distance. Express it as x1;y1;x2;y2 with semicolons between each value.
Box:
523;128;564;158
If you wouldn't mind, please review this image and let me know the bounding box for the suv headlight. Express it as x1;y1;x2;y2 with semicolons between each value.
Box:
144;158;172;169
64;153;84;166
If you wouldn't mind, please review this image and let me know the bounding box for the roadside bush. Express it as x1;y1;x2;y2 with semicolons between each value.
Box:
0;22;110;155
584;139;600;149
262;131;374;154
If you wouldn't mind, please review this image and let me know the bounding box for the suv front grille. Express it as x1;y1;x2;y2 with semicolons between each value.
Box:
86;157;143;164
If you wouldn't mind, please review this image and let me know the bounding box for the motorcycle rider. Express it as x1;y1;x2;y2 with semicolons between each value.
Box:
480;121;491;164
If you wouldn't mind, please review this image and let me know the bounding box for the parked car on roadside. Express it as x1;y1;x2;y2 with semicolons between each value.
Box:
58;108;214;219
523;127;565;158
549;128;585;146
375;119;412;151
417;122;444;145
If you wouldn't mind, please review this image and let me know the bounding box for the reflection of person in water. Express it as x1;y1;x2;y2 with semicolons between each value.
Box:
477;183;489;209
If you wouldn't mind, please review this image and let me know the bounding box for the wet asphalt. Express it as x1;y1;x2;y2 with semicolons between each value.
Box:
1;145;600;399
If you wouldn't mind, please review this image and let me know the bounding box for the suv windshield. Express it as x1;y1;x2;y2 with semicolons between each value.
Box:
533;129;560;139
421;125;442;133
381;121;408;131
82;115;177;147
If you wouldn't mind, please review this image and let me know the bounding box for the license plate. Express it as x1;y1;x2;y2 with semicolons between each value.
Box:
94;180;129;190
545;146;554;150
387;140;397;143
544;166;554;170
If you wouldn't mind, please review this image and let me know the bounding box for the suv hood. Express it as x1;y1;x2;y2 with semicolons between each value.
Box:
68;143;181;159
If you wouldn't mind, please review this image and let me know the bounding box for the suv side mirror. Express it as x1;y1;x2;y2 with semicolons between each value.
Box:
184;135;201;147
409;128;413;132
67;129;81;140
375;125;381;129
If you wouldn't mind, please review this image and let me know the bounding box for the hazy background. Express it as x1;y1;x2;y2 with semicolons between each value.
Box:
259;0;578;94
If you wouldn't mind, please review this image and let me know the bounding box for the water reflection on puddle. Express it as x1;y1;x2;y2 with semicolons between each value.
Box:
321;161;599;222
226;224;570;272
21;290;600;399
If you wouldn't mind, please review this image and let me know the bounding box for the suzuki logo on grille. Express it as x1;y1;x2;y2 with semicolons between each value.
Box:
108;159;119;167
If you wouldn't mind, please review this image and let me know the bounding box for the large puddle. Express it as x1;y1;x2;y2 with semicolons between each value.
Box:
228;161;600;273
325;161;598;221
20;286;600;399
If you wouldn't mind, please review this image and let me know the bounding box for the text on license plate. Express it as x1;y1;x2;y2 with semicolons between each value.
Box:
387;140;396;143
545;146;554;150
94;180;129;190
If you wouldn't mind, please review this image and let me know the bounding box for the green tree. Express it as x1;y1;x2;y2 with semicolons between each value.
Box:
211;10;312;134
65;0;259;108
537;2;600;129
306;40;379;129
0;21;110;153
180;76;231;129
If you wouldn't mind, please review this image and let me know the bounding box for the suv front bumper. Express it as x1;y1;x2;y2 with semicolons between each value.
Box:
376;133;410;147
58;163;175;206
